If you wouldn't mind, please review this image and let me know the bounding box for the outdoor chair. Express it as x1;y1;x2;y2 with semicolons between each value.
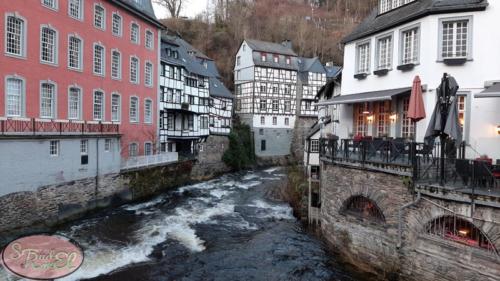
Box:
454;159;472;186
473;161;495;189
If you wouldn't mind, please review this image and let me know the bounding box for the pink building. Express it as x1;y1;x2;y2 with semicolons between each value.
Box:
0;0;163;158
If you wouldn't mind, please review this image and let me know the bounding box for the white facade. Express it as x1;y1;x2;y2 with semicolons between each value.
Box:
210;96;233;135
337;5;500;160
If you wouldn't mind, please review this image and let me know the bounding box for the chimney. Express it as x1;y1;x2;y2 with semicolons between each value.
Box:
282;40;292;49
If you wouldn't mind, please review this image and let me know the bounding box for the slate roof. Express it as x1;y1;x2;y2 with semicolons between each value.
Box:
111;0;163;27
342;0;488;44
298;57;326;73
245;39;297;56
209;77;233;99
325;65;342;79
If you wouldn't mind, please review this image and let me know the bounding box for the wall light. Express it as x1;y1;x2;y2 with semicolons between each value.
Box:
367;115;374;123
497;125;500;135
390;113;398;123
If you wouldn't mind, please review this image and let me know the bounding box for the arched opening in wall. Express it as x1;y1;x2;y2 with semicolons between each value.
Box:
342;195;386;223
426;216;498;256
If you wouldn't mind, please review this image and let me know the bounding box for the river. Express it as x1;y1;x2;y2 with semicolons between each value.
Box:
45;168;365;281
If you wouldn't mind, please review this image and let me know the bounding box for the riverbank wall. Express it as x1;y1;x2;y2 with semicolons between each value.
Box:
320;164;500;281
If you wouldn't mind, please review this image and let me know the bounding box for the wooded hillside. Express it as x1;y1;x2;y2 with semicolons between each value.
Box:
160;0;377;89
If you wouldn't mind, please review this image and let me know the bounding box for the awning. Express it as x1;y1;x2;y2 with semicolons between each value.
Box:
475;83;500;98
316;87;411;106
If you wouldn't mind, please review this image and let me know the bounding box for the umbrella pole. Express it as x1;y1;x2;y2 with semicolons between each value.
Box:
439;73;449;186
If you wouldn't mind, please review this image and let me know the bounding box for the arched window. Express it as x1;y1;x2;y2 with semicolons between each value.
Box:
342;195;385;223
426;216;498;255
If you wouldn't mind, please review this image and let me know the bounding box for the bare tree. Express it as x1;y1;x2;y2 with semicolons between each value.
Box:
155;0;189;18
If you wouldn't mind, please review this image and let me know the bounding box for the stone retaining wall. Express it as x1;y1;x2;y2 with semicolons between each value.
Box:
320;164;500;280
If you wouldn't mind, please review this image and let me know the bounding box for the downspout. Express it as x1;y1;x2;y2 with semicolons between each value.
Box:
397;192;421;249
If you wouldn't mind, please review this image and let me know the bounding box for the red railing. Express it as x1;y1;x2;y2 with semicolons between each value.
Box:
0;118;120;135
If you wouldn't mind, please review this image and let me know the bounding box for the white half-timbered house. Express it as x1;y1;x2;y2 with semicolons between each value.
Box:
205;61;234;135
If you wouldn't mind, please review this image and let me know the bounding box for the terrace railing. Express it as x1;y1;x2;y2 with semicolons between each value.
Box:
121;153;179;171
0;118;120;136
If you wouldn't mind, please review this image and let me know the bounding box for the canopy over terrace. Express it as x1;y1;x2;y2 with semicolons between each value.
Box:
475;83;500;98
316;87;411;106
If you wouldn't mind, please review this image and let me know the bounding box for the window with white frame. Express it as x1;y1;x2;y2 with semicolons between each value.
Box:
272;100;279;111
285;117;289;126
272;116;277;125
68;35;82;70
68;87;81;120
376;101;390;137
144;142;152;156
111;93;121;122
50;140;59;156
93;90;104;120
93;44;105;75
5;15;26;57
167;113;174;130
111;50;121;79
131;23;139;44
94;4;106;30
129;143;138;157
144;99;152;124
80;140;88;155
130;97;138;122
105;139;112;152
145;30;154;49
401;27;419;65
376;35;392;70
440;18;471;59
42;0;58;10
402;97;416;138
260;99;267;111
284;100;291;112
145;62;153;87
379;0;416;14
112;13;122;36
5;77;24;117
40;26;57;64
69;0;83;20
356;42;370;74
261;116;265;125
40;82;56;119
311;139;319;153
130;57;139;83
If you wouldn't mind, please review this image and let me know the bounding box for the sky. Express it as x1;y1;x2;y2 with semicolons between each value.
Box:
153;0;210;19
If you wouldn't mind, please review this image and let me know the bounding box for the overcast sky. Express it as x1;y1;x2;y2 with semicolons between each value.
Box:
153;0;210;19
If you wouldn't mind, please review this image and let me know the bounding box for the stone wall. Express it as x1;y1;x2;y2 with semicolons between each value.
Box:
320;164;500;280
291;117;316;164
191;135;231;180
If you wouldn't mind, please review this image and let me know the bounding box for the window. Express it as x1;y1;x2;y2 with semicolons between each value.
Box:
272;100;279;111
93;44;105;75
145;30;154;49
144;142;152;156
273;55;279;63
5;15;26;57
402;97;416;138
130;57;139;83
130;97;138;122
259;129;264;135
111;93;121;122
167;113;174;130
236;56;241;66
111;50;121;79
94;4;106;30
304;101;312;111
272;117;277;125
68;87;81;120
285;118;289;126
144;99;152;124
5;77;24;117
130;23;139;44
189;95;195;105
260;116;265;125
342;195;385;223
105;139;112;152
201;116;209;129
356;42;370;74
112;13;122;36
69;0;83;20
42;0;58;10
80;140;88;155
40;82;56;119
376;35;392;70
260;99;267;111
284;100;291;112
145;62;153;86
187;115;194;131
311;140;319;153
261;53;266;62
440;18;471;60
458;95;467;132
354;104;368;136
40;26;58;64
261;140;266;151
50;140;59;156
129;143;138;157
93;90;104;120
379;0;416;14
401;27;419;65
260;85;267;94
286;57;291;65
68;35;82;70
376;101;390;137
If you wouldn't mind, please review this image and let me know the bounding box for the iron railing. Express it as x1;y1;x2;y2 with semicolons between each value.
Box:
121;153;179;170
0;118;120;135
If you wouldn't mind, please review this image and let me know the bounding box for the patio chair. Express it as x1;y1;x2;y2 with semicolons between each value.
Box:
473;161;494;189
454;159;471;186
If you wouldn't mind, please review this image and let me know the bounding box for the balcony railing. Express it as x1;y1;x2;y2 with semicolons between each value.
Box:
121;153;179;171
0;118;120;136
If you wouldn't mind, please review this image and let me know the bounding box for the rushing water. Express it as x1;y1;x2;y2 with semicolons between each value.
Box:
8;168;365;281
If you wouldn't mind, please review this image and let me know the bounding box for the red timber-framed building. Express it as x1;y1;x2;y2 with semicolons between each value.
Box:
0;0;163;195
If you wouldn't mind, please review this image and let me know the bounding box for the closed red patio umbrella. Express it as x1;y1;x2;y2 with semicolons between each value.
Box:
408;76;426;122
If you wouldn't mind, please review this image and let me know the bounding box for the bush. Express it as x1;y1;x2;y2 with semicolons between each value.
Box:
222;121;255;170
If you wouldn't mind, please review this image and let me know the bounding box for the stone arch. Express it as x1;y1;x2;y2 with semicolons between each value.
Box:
341;195;386;223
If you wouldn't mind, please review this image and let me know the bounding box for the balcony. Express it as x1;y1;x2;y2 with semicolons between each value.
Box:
121;153;179;171
0;118;120;136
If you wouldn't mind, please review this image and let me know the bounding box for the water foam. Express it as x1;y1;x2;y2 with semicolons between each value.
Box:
264;167;281;173
235;181;261;190
249;199;295;220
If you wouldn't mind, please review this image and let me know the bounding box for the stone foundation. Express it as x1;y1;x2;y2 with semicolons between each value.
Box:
320;164;500;280
191;135;231;180
291;117;317;164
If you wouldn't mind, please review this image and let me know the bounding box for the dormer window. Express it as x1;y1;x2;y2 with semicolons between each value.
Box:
286;57;291;65
379;0;416;14
261;53;267;62
273;55;279;63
